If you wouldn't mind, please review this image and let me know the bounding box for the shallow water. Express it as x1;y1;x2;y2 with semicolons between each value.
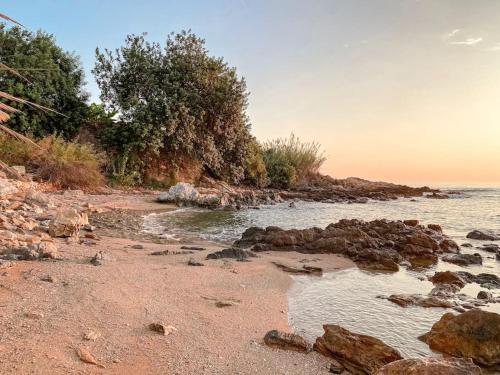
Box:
144;185;500;358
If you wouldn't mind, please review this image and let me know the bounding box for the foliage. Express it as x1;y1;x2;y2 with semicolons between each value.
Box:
0;25;88;138
0;133;32;165
0;133;104;190
93;30;254;184
262;134;325;188
34;136;104;190
243;138;268;187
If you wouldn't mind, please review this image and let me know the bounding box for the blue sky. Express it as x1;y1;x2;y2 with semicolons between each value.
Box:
3;1;500;182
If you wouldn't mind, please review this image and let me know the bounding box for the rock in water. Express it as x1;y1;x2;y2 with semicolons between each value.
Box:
428;271;466;288
375;357;482;375
442;253;482;266
263;330;312;353
466;230;499;241
314;324;402;374
419;309;500;367
49;209;88;237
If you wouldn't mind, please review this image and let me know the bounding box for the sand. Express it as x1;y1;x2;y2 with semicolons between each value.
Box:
0;193;354;374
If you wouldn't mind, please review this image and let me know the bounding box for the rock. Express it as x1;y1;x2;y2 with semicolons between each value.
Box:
187;258;204;266
215;299;240;308
25;190;50;206
375;357;482;375
461;243;473;247
442;253;482;266
180;246;206;251
386;294;455;308
0;179;17;199
148;322;177;336
456;272;500;289
83;224;95;232
234;219;453;271
40;275;56;283
429;271;466;288
131;244;144;249
206;248;257;260
90;251;113;266
48;209;88;237
83;331;101;341
477;291;493;300
419;309;500;367
426;192;449;199
157;182;226;207
479;244;499;253
273;262;322;275
314;324;402;374
263;330;313;353
466;230;499;241
289;201;297;208
24;311;44;320
403;220;419;227
75;347;104;368
428;224;442;232
7;241;58;260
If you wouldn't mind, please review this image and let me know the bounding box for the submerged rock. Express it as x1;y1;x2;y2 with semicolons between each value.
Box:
264;330;312;353
456;271;500;289
466;230;499;241
375;357;482;375
386;294;456;308
314;324;402;374
419;309;500;367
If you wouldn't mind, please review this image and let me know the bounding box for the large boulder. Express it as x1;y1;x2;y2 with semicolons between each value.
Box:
314;324;402;374
375;357;482;375
466;230;499;241
263;330;312;353
49;209;89;238
429;271;466;289
157;183;200;204
419;309;500;367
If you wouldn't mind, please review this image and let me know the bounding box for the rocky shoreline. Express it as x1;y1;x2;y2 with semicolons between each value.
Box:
1;173;499;374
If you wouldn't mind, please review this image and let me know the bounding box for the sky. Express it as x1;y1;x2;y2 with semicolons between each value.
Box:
3;0;500;183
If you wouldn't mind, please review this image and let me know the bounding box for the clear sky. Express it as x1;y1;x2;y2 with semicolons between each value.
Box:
3;0;500;183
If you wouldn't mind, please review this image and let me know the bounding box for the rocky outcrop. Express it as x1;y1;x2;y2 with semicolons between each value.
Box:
49;208;89;238
234;219;457;271
385;294;455;308
419;309;500;367
375;357;482;375
456;271;500;289
263;330;312;353
467;230;499;241
314;325;402;374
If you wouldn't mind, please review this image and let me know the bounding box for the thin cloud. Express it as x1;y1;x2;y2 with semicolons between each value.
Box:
444;29;460;39
450;37;483;46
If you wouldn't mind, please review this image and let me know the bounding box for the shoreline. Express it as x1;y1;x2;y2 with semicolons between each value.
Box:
0;192;354;374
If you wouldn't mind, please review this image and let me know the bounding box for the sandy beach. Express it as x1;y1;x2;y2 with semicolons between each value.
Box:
0;193;354;374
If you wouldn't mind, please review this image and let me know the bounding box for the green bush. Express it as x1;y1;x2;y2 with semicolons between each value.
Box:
262;134;325;188
243;138;268;187
0;133;32;166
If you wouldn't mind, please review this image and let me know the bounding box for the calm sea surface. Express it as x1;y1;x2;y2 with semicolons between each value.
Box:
144;185;500;358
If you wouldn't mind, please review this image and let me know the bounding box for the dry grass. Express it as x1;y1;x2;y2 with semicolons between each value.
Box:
0;134;105;190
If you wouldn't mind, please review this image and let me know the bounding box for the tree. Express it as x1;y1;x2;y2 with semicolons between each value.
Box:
0;24;89;138
94;31;257;184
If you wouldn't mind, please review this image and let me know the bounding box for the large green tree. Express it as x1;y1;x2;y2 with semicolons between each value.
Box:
94;31;261;184
0;25;89;138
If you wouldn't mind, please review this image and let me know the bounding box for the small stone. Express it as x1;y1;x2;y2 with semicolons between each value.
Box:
83;331;101;341
187;258;204;266
75;347;104;368
215;299;240;308
41;275;56;283
24;312;44;320
131;244;144;249
90;251;113;266
264;330;312;353
477;291;493;300
148;322;177;336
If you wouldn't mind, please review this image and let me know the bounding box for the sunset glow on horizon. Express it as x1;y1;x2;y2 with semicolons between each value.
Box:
5;0;500;183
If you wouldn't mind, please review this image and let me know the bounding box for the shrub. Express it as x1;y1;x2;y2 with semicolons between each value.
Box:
0;133;32;166
243;138;268;187
262;134;326;188
34;136;104;190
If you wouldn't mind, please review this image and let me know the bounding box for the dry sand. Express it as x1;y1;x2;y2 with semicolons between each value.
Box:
0;193;354;374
